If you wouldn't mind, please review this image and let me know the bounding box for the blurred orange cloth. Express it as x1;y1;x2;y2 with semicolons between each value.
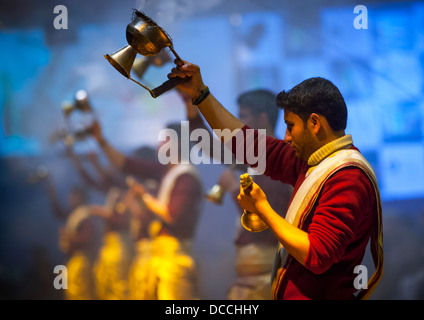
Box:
65;250;96;300
94;231;133;300
129;235;199;300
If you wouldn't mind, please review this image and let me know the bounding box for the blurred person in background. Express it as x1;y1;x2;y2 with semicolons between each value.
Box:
64;138;134;300
88;187;134;300
125;146;161;300
88;119;204;300
46;178;99;300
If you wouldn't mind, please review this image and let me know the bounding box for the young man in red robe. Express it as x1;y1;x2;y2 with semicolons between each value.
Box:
168;60;383;300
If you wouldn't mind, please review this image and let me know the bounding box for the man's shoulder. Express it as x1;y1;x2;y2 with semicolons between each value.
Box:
325;164;377;201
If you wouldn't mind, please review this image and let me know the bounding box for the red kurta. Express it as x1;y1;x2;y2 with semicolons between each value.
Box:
232;126;378;300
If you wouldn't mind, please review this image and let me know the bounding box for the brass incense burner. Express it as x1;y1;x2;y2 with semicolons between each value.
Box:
105;10;186;98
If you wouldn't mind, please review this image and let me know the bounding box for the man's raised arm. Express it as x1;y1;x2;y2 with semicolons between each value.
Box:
169;60;244;143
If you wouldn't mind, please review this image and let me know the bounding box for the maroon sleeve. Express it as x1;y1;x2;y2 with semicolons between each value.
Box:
304;167;376;274
163;173;203;239
230;125;306;187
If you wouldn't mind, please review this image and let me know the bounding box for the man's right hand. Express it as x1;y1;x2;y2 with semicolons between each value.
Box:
169;59;245;142
168;60;206;100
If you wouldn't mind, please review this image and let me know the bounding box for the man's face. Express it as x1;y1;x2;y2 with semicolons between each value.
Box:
283;110;318;162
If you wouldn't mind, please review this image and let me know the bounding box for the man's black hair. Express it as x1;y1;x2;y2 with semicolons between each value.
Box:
276;77;347;132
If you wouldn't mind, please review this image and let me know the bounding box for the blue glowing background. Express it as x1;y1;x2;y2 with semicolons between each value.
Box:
0;0;423;300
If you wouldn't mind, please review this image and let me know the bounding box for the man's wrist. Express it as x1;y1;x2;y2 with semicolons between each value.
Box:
192;85;210;106
256;200;273;221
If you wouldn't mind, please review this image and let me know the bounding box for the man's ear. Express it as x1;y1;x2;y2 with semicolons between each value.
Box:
309;113;321;134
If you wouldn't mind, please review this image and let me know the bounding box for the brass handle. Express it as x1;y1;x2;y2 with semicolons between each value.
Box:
150;76;189;98
150;47;188;98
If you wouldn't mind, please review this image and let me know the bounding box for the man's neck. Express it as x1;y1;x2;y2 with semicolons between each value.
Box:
318;130;346;148
307;134;353;166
